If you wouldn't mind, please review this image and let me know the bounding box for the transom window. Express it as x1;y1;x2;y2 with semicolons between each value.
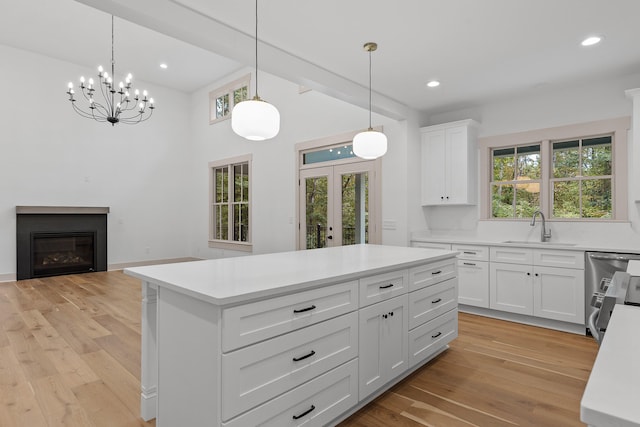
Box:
209;154;252;252
480;117;628;222
209;74;250;124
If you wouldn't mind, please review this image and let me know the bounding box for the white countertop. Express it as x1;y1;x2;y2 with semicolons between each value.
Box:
125;244;456;306
411;235;640;253
581;304;640;427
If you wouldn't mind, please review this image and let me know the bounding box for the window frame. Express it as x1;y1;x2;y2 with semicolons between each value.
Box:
208;154;253;252
479;117;629;222
209;74;251;125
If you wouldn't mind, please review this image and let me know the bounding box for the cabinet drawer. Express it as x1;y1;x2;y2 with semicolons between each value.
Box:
453;244;489;261
409;259;456;292
408;309;458;368
223;359;358;427
411;241;452;251
222;280;358;352
359;269;408;307
408;278;457;330
491;246;534;264
533;249;585;269
221;312;358;421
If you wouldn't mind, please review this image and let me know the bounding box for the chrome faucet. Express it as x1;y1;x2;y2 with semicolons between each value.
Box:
531;210;552;242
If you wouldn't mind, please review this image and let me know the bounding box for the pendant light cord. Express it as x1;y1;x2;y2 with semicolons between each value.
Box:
111;15;115;78
368;47;372;130
255;0;259;98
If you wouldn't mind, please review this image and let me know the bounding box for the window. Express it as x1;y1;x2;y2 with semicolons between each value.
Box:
209;154;252;251
551;136;612;218
209;74;250;124
480;117;629;221
491;144;541;218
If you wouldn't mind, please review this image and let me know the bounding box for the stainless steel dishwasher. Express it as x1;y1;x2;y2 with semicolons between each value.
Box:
585;251;640;335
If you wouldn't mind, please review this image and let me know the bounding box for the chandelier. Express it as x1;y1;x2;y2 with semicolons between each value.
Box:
231;0;280;140
353;42;387;160
66;16;155;126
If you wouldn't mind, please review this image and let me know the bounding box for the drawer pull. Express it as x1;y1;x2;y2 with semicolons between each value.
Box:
431;298;442;304
293;305;316;314
463;262;476;266
379;283;394;289
432;270;442;275
463;251;477;255
432;332;442;339
293;405;316;420
292;350;316;362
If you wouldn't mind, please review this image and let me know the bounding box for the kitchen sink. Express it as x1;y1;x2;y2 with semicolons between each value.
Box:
502;240;577;246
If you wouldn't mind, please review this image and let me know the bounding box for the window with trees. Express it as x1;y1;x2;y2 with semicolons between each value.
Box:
481;117;628;221
209;154;252;251
209;74;250;124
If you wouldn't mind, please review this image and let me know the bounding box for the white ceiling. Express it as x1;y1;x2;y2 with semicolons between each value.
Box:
3;0;640;119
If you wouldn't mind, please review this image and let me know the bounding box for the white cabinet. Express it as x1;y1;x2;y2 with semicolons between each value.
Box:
533;265;584;324
489;249;585;324
454;244;489;308
490;262;534;315
358;294;409;400
420;119;479;206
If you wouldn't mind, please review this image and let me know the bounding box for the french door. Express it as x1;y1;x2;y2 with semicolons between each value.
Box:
299;161;379;249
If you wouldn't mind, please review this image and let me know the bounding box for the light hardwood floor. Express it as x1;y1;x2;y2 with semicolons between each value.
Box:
0;271;598;426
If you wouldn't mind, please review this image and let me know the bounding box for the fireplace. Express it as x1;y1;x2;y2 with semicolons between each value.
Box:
16;206;109;280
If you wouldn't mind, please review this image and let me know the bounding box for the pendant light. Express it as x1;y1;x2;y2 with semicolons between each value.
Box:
231;0;280;141
353;42;387;160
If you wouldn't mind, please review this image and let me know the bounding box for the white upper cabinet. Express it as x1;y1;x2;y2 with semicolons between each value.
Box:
420;119;479;206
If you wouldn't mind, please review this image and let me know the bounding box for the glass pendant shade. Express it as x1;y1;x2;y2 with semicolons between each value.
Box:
353;129;388;159
231;98;280;141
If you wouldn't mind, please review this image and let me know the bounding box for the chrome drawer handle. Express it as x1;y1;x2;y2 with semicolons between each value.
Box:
432;332;442;339
463;262;476;266
293;405;316;420
432;270;442;275
463;251;476;255
292;350;316;362
379;283;394;289
431;298;442;304
293;305;316;314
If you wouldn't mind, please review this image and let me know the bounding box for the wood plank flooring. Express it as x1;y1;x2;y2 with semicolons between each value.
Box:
0;271;598;426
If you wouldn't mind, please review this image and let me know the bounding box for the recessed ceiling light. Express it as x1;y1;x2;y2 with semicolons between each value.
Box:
581;36;602;47
160;63;168;69
426;80;440;88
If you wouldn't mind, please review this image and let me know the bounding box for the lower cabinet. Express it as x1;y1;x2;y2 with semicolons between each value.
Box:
489;262;533;315
358;294;409;400
457;259;489;308
534;265;584;324
490;262;585;324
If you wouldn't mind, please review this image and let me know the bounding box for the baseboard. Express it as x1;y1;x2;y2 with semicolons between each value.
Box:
459;304;587;335
108;257;201;271
0;273;17;283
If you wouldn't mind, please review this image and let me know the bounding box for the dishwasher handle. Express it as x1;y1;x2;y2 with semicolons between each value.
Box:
589;253;640;262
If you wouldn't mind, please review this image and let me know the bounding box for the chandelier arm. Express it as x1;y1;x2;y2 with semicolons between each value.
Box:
88;99;111;120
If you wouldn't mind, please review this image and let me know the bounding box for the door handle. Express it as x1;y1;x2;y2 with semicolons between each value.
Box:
327;235;333;240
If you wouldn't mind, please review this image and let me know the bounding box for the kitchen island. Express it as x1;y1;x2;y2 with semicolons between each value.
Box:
581;304;640;427
125;244;458;426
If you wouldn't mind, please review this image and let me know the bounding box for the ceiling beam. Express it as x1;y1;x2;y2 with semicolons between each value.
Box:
74;0;412;121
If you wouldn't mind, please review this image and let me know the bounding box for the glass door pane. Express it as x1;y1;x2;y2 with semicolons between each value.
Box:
299;167;333;249
340;172;369;245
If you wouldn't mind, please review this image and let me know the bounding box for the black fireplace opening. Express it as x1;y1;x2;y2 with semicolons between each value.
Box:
16;211;108;280
31;232;97;278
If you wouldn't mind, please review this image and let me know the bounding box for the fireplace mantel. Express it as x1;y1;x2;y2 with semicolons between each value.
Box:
16;206;110;215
